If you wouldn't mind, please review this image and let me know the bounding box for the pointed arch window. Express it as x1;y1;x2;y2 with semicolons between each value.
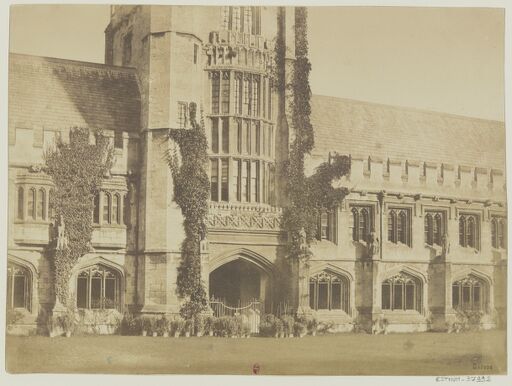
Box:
7;262;31;311
452;275;486;311
309;271;349;312
382;272;421;312
352;206;372;242
388;208;411;246
459;213;480;250
76;265;120;310
491;216;506;249
424;211;444;246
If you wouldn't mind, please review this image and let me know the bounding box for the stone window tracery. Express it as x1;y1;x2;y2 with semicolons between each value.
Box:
388;208;411;246
382;272;421;312
491;216;506;249
424;211;444;246
351;206;372;242
7;262;31;311
76;264;120;310
309;271;349;312
459;213;480;250
452;275;486;311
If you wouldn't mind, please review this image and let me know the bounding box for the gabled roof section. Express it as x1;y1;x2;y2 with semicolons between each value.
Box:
9;53;141;132
310;95;505;170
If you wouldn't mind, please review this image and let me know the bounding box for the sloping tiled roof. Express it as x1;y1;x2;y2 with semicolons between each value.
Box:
310;95;506;170
9;53;141;132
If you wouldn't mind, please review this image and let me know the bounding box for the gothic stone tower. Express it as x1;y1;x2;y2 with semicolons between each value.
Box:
105;5;296;314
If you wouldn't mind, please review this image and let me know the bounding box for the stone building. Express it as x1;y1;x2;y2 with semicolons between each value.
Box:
7;5;507;334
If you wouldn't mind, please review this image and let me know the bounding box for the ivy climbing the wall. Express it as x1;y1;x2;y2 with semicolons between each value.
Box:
166;103;209;319
45;127;114;305
282;7;351;262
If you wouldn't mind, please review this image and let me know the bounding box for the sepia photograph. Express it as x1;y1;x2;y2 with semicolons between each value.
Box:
2;0;509;381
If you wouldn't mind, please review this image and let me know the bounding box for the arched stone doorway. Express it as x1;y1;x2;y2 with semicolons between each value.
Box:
209;253;272;311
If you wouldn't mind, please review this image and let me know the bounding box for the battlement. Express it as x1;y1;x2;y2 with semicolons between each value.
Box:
9;125;139;176
311;154;506;199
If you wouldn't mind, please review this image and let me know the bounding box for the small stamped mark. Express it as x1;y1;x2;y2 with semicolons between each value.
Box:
252;363;261;375
472;355;493;371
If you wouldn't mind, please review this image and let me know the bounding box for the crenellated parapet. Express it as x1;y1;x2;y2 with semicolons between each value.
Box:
335;154;506;200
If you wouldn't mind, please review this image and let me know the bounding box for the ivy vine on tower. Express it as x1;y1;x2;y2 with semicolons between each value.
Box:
166;103;210;319
44;127;114;306
281;7;351;263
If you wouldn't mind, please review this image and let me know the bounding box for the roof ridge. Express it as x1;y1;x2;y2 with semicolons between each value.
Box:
9;52;137;73
311;94;505;125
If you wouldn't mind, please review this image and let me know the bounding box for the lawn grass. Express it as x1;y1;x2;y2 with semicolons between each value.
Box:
5;330;506;375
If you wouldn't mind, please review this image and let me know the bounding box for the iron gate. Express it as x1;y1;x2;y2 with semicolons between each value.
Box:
210;298;263;334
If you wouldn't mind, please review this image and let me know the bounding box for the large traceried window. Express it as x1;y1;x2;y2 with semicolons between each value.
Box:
388;208;411;246
7;262;31;311
459;213;480;250
491;216;506;249
309;271;350;312
452;275;486;311
424;211;444;246
382;272;421;312
352;206;372;242
76;265;120;310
